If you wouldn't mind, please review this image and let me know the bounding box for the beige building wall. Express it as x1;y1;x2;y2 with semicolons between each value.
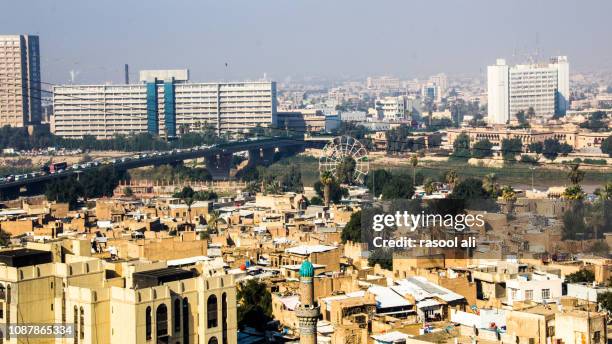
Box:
0;35;41;127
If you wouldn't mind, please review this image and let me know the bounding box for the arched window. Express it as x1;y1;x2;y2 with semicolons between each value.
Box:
156;304;168;337
73;306;78;344
222;293;228;344
79;307;84;340
182;298;190;344
145;306;152;340
208;337;218;344
207;295;218;328
174;299;181;332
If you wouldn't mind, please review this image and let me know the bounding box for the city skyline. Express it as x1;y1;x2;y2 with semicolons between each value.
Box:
2;0;612;85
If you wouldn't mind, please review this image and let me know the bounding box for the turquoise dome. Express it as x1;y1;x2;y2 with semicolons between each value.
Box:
299;260;315;278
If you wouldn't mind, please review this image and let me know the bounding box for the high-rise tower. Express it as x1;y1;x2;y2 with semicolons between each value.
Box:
0;35;41;127
295;260;319;344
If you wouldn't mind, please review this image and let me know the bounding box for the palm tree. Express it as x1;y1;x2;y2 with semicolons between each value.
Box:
320;171;335;206
482;173;500;197
444;170;459;190
424;178;436;195
567;163;585;185
207;210;226;235
562;184;585;201
184;197;194;224
500;185;517;214
410;155;419;185
595;182;612;201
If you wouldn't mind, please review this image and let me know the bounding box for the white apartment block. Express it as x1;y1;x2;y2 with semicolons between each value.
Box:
366;76;401;90
0;35;41;127
377;96;406;121
506;271;562;306
52;78;277;139
487;56;569;124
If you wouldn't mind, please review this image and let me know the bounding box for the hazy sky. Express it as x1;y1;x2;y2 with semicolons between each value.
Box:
2;0;612;84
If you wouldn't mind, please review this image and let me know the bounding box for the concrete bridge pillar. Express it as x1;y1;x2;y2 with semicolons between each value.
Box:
205;152;233;180
261;148;276;164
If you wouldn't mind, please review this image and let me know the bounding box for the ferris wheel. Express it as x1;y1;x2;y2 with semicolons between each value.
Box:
318;136;369;184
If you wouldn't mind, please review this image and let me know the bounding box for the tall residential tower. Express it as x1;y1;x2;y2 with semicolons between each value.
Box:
487;56;569;124
0;35;42;127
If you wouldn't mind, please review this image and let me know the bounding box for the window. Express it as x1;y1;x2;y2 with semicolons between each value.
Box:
541;289;550;300
525;290;533;300
156;304;168;337
79;307;84;340
174;299;181;332
208;337;218;344
222;293;228;344
145;306;152;340
207;295;218;328
594;331;601;344
73;306;78;344
182;298;190;344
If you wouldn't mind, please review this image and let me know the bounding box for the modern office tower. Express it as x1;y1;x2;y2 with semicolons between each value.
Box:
52;69;277;139
487;56;570;124
421;83;441;103
428;73;448;94
0;35;42;127
487;59;510;124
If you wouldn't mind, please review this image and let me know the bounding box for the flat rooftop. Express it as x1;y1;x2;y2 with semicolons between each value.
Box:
133;267;195;288
0;248;53;268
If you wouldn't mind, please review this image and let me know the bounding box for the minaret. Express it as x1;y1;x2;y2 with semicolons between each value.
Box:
295;260;319;344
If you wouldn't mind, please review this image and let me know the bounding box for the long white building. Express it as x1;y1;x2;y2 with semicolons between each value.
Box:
52;70;277;138
487;56;569;124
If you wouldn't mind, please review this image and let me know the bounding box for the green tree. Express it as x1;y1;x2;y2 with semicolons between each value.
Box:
567;164;585;185
562;204;587;239
314;178;348;205
0;229;11;246
452;133;471;159
336;156;357;185
597;291;612;318
472;139;493;158
236;279;272;331
542;138;561;160
123;187;133;197
451;178;490;200
319;171;335;206
381;174;415;200
500;138;522;161
366;169;392;198
206;210;225;235
565;269;595;283
528;142;543;154
601;135;612;157
562;185;585;201
341;211;362;243
410;155;419;185
368;248;393;270
309;196;324;206
482;173;500;197
444;170;459;189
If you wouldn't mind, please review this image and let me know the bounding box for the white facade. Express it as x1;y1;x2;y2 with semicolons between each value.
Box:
505;272;562;306
377;96;406;120
487;56;570;124
52;81;277;138
487;59;511;124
